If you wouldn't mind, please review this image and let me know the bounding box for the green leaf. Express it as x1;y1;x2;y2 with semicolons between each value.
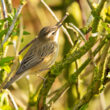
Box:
0;17;13;24
21;38;24;42
14;8;17;16
2;65;11;73
0;18;8;23
11;31;17;36
0;29;8;40
0;56;14;66
23;31;30;35
7;41;13;45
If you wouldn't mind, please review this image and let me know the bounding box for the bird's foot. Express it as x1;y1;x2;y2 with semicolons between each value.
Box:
37;75;46;88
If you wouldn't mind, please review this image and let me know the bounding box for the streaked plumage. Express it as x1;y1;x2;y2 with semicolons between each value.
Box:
3;13;68;89
3;27;59;89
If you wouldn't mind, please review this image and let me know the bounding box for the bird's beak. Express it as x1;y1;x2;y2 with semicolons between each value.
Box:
55;12;69;30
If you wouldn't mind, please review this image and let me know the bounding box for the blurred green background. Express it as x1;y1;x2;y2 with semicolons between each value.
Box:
0;0;110;110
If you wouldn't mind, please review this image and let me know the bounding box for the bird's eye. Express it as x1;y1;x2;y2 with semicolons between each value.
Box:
52;31;56;35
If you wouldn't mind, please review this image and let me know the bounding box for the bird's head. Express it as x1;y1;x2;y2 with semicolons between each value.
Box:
38;13;69;41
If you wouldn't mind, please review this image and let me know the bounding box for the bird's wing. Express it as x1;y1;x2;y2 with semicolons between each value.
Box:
16;40;55;74
3;40;56;89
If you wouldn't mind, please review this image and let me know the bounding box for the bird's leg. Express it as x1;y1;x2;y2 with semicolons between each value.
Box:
37;74;46;88
36;68;50;87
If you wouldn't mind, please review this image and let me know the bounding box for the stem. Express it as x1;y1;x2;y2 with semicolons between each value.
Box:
16;17;23;56
92;0;107;33
66;23;86;42
4;0;12;13
1;2;25;46
1;0;7;18
37;35;97;109
87;0;94;10
7;90;18;110
73;40;110;110
48;83;69;105
37;0;107;109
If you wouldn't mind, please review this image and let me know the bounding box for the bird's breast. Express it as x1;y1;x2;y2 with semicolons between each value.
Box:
29;42;58;75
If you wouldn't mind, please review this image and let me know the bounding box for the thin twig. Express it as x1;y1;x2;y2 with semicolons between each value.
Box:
1;3;25;46
73;40;110;110
66;23;86;42
16;17;23;56
48;83;70;105
4;0;12;13
41;0;74;46
66;23;96;68
7;90;18;110
87;0;94;9
75;60;80;99
1;17;24;88
1;0;8;18
1;0;8;28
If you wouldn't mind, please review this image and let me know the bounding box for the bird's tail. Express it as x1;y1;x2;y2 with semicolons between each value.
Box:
3;74;21;89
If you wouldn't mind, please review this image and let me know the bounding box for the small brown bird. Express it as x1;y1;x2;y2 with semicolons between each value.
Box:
3;13;68;89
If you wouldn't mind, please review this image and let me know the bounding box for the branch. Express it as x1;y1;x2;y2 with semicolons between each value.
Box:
47;83;69;106
92;0;107;33
73;40;110;110
1;0;26;47
66;23;96;68
40;34;110;110
1;0;8;28
7;90;18;110
69;34;110;83
37;0;107;109
16;17;23;56
87;0;94;10
4;0;12;13
37;35;97;109
1;0;8;18
1;17;24;89
66;23;86;42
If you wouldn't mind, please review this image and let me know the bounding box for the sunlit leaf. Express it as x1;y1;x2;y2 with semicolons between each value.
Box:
0;105;14;110
23;31;30;35
0;29;8;40
0;18;9;23
2;65;11;73
11;31;18;36
0;56;14;66
105;6;110;23
7;41;13;45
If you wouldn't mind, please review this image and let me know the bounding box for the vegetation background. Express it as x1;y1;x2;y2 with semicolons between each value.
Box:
0;0;110;110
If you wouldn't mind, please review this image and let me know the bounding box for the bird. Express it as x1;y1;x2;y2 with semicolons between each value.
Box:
3;13;69;89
